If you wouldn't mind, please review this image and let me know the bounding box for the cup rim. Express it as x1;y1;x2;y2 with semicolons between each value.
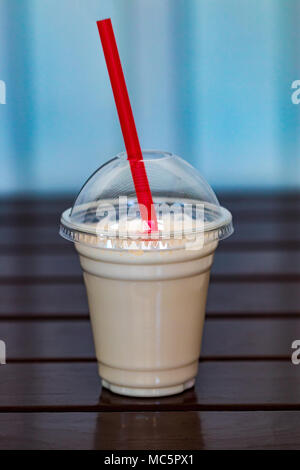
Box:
59;201;233;251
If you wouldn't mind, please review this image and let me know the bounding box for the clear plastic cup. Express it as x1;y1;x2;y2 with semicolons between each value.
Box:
60;150;233;397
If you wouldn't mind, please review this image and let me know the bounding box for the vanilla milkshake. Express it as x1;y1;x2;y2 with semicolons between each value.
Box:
60;151;233;397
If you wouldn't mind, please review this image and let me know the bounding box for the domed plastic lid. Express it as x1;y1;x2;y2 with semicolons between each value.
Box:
60;150;233;250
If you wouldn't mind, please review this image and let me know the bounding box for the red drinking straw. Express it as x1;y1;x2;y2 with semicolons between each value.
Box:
97;18;158;232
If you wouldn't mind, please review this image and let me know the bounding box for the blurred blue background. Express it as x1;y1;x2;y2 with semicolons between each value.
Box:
0;0;300;195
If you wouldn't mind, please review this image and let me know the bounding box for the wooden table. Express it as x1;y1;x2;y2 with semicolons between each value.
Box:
0;194;300;449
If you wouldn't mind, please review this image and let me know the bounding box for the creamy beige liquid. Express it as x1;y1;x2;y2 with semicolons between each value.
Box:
76;240;217;397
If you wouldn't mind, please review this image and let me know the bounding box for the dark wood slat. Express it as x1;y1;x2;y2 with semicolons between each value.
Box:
0;411;299;449
0;284;88;317
0;320;95;360
1;193;300;215
0;253;82;281
0;227;66;246
0;213;60;226
230;221;300;243
2;209;299;225
1;251;300;282
202;319;297;359
3;213;300;226
0;198;73;216
0;282;298;318
213;250;300;278
208;282;300;316
0;221;299;245
222;201;300;217
0;318;297;361
1;196;299;233
0;361;299;411
219;192;300;222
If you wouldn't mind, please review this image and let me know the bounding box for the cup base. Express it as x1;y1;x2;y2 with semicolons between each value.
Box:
101;378;195;397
